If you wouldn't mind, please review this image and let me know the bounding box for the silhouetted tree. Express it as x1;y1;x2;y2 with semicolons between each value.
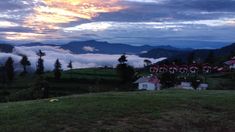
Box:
0;66;6;85
116;64;135;83
67;60;73;70
54;59;62;80
37;50;46;59
118;54;127;64
191;76;201;90
144;59;152;67
36;50;45;75
116;55;135;84
20;55;31;75
36;58;44;75
205;51;215;65
4;57;14;81
188;52;195;64
160;72;176;88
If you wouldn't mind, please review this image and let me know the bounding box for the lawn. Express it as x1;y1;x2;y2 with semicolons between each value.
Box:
0;90;235;132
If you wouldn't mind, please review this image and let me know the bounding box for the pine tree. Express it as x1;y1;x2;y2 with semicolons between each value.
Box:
4;57;14;81
36;58;44;75
67;60;73;70
54;59;62;80
20;55;31;74
36;50;45;75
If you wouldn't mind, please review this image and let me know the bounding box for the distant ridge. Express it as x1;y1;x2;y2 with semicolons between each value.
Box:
0;44;14;53
60;40;180;54
140;43;235;63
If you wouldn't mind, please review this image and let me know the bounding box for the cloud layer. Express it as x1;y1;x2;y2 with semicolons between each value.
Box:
0;46;165;72
0;0;235;47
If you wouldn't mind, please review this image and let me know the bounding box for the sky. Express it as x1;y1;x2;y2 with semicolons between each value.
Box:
1;0;235;48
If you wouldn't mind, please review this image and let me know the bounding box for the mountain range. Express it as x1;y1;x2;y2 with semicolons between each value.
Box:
1;40;235;63
0;44;14;53
140;43;235;63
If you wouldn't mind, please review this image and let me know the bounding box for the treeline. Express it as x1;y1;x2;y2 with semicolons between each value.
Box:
0;50;73;83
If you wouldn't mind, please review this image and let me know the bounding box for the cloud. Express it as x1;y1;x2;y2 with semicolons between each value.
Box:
24;0;126;32
82;46;99;52
0;46;165;72
1;0;235;47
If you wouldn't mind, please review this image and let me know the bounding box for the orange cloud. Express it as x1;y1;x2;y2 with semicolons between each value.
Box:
4;32;63;41
24;0;126;32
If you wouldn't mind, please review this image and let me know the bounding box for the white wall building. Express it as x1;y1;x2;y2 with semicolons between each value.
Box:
134;75;161;91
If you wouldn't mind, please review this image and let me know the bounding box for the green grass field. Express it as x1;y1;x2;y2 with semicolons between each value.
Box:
0;90;235;132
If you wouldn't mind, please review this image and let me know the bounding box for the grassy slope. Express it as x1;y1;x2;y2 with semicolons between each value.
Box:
0;90;235;132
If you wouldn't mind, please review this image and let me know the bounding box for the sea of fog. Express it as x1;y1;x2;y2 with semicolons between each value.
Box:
0;46;165;72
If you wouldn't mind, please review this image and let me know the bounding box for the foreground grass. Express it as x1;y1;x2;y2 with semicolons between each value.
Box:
0;90;235;132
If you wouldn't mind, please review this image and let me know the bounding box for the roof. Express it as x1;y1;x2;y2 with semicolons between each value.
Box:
134;75;160;84
225;60;235;65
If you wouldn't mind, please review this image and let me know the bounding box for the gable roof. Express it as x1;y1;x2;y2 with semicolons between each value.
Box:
134;75;160;84
225;60;235;65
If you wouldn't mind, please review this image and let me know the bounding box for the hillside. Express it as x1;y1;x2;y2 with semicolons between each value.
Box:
140;43;235;62
60;40;178;54
0;44;14;53
0;90;234;132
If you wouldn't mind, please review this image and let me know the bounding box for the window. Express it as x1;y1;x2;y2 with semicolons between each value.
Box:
142;84;148;89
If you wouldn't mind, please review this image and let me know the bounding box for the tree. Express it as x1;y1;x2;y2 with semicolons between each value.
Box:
67;60;73;70
20;55;31;75
54;59;62;80
191;76;201;90
144;59;152;67
37;50;46;59
0;66;6;85
116;55;135;84
36;50;45;75
160;72;176;88
4;57;14;81
187;52;195;64
118;54;127;64
205;51;215;65
36;58;44;75
116;64;135;83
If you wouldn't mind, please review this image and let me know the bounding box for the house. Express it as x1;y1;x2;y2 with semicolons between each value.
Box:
159;65;168;73
189;64;199;74
179;65;188;74
179;82;208;90
202;63;212;73
134;75;161;91
180;82;194;90
169;64;178;74
150;65;158;73
197;83;208;90
224;57;235;69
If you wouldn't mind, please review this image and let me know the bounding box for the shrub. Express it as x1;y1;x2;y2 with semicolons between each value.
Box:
160;72;176;88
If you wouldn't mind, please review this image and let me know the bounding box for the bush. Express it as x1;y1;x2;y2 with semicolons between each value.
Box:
9;77;50;101
0;90;10;102
160;72;176;88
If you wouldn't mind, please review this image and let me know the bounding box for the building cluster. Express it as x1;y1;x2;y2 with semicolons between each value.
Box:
224;57;235;70
150;63;214;74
